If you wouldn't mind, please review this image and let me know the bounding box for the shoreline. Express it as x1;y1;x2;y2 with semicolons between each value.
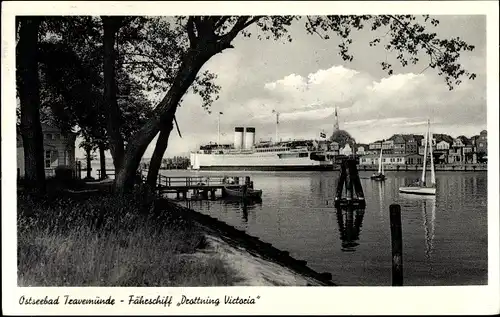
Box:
156;199;336;286
158;163;488;172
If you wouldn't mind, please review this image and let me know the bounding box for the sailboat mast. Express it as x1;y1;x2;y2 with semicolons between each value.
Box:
428;120;436;185
421;122;429;184
378;147;383;174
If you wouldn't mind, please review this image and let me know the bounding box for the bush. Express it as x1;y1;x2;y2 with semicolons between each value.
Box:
55;166;74;181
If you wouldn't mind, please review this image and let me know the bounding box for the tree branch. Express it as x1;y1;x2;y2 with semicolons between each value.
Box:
242;16;264;29
214;16;230;29
387;15;442;55
122;52;171;74
306;16;326;39
187;16;197;47
173;115;182;138
219;16;263;47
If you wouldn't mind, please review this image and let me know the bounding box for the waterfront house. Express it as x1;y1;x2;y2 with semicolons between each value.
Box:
405;153;424;165
448;137;465;164
358;153;406;166
354;143;368;156
381;140;394;155
436;140;451;151
339;143;353;156
389;134;406;154
17;123;78;177
475;130;487;154
433;140;451;164
457;136;476;164
368;140;382;151
382;153;405;165
402;134;424;154
359;155;377;165
328;141;340;155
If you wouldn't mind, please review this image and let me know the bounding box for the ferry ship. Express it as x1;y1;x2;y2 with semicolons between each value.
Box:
190;111;343;171
190;131;334;171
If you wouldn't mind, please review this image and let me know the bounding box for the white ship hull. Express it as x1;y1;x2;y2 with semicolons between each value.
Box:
190;152;333;171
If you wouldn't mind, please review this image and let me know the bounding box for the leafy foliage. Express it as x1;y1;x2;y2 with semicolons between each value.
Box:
36;16;155;149
302;15;476;89
117;16;221;112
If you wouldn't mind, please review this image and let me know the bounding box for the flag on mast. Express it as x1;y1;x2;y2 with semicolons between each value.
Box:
272;109;279;124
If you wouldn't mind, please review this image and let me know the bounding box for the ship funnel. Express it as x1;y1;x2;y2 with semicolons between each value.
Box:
234;127;244;149
244;127;256;149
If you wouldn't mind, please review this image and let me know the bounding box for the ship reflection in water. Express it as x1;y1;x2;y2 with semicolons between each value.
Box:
184;198;262;224
220;199;263;223
335;207;366;252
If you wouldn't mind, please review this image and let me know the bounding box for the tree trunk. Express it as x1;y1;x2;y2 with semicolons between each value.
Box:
85;148;92;179
102;17;125;173
114;47;215;193
99;144;107;179
18;17;45;193
146;123;174;188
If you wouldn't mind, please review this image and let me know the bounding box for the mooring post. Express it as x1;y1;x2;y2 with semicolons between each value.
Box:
242;184;248;199
345;172;353;201
390;204;403;286
335;162;347;202
349;160;364;199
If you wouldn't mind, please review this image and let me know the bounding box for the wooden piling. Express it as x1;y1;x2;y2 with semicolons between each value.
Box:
349;159;365;200
242;184;248;199
335;163;347;201
389;204;403;286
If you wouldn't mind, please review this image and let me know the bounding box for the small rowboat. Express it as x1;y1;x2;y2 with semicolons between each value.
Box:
370;173;386;181
223;185;263;199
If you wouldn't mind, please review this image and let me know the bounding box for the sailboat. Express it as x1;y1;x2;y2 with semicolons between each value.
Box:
370;146;386;181
399;120;436;196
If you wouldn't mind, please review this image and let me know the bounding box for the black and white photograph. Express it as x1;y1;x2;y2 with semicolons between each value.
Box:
2;1;499;315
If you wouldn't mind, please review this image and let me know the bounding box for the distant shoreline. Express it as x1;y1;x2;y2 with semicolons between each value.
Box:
78;162;487;173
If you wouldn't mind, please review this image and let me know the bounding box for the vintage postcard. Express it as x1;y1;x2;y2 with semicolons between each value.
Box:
2;1;499;315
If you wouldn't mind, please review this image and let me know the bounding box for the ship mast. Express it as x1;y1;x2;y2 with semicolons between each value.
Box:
272;109;280;144
334;106;340;132
217;111;222;146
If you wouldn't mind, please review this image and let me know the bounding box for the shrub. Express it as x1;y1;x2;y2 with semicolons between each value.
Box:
55;165;74;181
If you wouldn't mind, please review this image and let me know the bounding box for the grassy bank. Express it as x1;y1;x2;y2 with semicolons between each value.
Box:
17;186;240;286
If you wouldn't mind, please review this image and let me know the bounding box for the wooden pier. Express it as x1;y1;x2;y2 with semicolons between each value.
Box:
154;174;252;200
94;169;254;200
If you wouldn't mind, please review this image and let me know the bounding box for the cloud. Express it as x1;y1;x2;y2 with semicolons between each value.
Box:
199;62;483;147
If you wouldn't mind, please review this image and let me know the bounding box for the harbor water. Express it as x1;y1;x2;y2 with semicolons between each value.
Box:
160;169;488;286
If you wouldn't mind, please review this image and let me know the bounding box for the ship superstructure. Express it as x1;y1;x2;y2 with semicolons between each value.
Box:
190;109;345;171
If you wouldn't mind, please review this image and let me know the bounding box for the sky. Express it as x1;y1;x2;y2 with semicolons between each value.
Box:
75;15;486;159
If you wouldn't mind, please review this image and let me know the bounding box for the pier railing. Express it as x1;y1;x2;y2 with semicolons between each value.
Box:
155;174;247;188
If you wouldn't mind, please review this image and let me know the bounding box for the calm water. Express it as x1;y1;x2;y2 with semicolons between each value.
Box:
163;170;488;286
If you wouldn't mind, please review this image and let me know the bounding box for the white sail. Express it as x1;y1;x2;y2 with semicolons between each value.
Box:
428;124;436;186
378;147;383;174
421;123;429;184
381;157;384;174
